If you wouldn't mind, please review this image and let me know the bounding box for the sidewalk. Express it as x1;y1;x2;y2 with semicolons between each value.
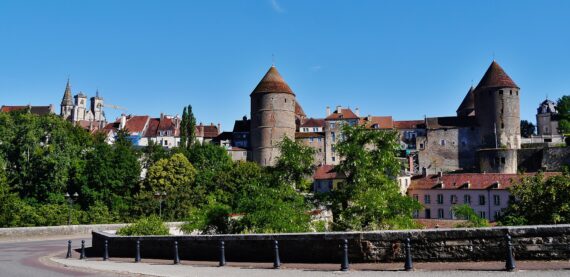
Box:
51;257;570;277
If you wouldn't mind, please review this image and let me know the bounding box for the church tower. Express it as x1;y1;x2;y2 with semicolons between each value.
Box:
91;89;105;122
60;79;74;120
250;66;297;166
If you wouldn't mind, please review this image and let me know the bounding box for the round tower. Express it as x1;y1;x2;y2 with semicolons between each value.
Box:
474;61;520;149
250;66;297;166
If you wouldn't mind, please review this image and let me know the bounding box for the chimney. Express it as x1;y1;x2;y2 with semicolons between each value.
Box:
160;113;164;119
326;106;331;116
242;115;247;121
367;115;372;121
119;114;127;130
355;107;360;117
336;106;342;113
217;123;221;133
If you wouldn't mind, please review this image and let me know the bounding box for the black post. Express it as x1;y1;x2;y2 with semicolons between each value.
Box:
340;239;349;272
135;240;141;263
80;240;86;260
103;240;109;261
219;240;226;266
404;237;413;271
66;240;72;259
505;234;516;271
173;241;180;265
273;240;281;269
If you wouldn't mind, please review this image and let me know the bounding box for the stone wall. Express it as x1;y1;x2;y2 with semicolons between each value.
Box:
92;225;570;263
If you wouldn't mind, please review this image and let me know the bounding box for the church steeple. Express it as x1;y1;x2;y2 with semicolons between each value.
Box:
61;78;73;106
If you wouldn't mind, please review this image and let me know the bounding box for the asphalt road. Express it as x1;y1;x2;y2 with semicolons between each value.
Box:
0;238;119;277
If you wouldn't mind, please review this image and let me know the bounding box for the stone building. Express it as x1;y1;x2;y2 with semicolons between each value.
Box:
250;66;298;166
417;61;521;174
60;79;106;131
323;106;360;165
296;118;326;165
536;99;560;136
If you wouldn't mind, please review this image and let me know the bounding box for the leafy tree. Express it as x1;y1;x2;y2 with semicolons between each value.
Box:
273;137;315;190
331;124;421;231
146;153;196;193
520;120;535;138
116;215;170;236
557;95;570;134
180;106;188;148
451;204;490;227
499;172;570;225
141;140;170;170
186;105;196;148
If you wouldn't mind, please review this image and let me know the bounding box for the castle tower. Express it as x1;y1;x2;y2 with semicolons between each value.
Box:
74;92;88;121
91;89;105;122
536;99;559;136
474;61;520;149
60;79;74;120
456;86;475;117
474;61;520;174
250;66;297;166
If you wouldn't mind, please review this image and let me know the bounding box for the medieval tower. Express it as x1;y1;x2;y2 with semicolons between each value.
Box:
250;66;297;166
474;61;521;173
61;79;74;120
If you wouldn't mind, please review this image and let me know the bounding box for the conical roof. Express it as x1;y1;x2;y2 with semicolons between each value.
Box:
61;79;73;106
251;66;295;96
474;61;519;91
456;86;475;116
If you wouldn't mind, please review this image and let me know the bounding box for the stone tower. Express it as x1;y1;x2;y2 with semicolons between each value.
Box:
91;89;105;122
74;92;87;121
474;61;520;149
250;66;297;166
474;61;520;174
60;79;74;120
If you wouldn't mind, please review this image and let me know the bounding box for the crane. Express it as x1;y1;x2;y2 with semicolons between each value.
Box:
98;103;128;111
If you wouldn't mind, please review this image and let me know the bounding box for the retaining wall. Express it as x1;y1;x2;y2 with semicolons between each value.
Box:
92;224;570;263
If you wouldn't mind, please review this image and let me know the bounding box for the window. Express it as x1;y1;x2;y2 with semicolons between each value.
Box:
425;209;431;219
493;195;501;206
479;211;486;219
318;138;322;142
413;194;419;201
499;90;503;95
424;195;431;204
464;195;471;204
413;210;419;218
419;143;424;149
479;195;486;205
437;194;444;204
438;209;444;219
440;140;446;146
331;132;336;142
313;127;318;132
450;195;458;204
494;211;501;220
329;122;335;129
331;146;336;153
309;137;314;143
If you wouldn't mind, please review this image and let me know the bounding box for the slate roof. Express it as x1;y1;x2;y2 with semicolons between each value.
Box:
409;172;560;190
474;61;519;91
425;116;477;129
251;66;295;96
0;105;54;115
456;86;475;116
233;118;251;133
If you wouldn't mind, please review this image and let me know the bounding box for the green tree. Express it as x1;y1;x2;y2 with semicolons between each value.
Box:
520;120;535;138
499;172;570;225
451;204;490;227
273;137;315;190
116;215;170;236
186;105;196;148
557;96;570;134
331;124;421;231
180;106;188;148
146;153;196;193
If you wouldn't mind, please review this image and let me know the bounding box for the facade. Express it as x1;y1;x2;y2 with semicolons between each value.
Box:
296;118;326;165
250;66;297;166
323;106;360;165
312;165;345;193
60;79;106;131
142;114;181;148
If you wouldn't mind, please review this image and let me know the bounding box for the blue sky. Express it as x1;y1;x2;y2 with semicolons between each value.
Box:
1;0;569;131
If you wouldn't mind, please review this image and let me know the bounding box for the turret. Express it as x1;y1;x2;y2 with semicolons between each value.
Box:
60;79;74;120
250;66;297;166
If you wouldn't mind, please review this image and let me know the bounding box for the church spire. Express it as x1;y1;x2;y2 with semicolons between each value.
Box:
61;78;73;106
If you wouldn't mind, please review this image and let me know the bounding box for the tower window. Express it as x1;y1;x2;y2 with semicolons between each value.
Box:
499;90;503;95
510;90;513;95
440;139;446;146
516;91;519;96
501;123;504;129
284;99;287;103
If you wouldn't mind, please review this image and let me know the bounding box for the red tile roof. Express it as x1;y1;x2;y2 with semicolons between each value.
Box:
124;116;149;133
295;102;306;117
394;120;425;129
474;61;519;91
0;105;54;115
361;116;393;129
409;172;560;191
196;124;219;139
251;66;294;95
325;108;359;120
313;165;345;180
144;118;160;137
456;86;475;116
301;118;325;128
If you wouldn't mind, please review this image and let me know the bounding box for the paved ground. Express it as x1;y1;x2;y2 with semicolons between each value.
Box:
1;237;569;277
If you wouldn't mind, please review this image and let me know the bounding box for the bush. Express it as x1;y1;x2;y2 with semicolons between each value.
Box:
116;215;170;236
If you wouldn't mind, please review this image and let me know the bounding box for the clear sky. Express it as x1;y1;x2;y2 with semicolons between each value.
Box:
1;0;569;131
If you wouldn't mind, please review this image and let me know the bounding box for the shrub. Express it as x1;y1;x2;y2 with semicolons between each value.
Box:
116;215;170;236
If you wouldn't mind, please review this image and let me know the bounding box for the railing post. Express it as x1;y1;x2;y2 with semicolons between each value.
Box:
404;236;413;271
273;240;281;269
340;239;349;272
135;240;141;263
103;240;109;261
505;234;516;271
173;241;180;265
66;240;72;259
80;240;86;260
219;240;226;266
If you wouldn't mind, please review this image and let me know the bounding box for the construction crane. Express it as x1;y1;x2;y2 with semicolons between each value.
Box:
98;103;128;111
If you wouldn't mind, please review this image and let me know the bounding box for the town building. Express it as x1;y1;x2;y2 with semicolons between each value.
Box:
296;118;326;165
60;79;106;132
1;105;55;115
522;99;565;145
